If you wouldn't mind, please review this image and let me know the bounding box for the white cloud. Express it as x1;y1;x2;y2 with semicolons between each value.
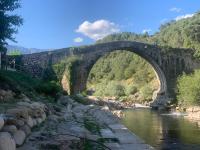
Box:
170;7;182;13
74;37;83;43
142;29;152;34
76;20;120;40
175;13;195;21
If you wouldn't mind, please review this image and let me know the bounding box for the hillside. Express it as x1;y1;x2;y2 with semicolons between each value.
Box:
153;12;200;56
87;51;159;103
97;12;200;56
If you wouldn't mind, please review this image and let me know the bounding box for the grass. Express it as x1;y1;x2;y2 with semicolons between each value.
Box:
84;118;101;135
83;139;106;150
0;70;40;95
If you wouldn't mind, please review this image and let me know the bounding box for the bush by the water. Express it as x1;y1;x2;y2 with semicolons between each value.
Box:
177;70;200;105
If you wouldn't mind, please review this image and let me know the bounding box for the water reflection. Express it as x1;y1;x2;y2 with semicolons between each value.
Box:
121;109;200;150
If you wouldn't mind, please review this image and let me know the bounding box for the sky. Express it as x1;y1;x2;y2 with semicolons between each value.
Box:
7;0;200;49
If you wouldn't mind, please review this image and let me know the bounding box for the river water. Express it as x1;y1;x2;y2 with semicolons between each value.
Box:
121;108;200;150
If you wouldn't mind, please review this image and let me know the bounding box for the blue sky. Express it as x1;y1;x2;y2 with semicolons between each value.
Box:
8;0;200;49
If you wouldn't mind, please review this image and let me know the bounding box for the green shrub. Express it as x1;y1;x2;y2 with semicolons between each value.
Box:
125;85;138;95
35;81;61;98
105;82;125;97
53;56;82;94
140;85;153;101
0;70;40;96
177;70;200;105
124;67;135;79
7;50;22;56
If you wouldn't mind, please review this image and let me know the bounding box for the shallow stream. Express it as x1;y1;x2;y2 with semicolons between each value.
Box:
122;109;200;150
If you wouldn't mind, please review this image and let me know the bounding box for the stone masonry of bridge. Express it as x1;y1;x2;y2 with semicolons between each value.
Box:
9;41;200;107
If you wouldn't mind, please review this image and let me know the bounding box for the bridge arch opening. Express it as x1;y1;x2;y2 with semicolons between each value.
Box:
69;48;167;104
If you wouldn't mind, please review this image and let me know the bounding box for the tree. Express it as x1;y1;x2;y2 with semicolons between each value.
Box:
0;0;23;46
0;0;23;68
177;70;200;105
7;49;21;55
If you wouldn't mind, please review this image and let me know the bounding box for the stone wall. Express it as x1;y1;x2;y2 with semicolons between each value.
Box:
8;41;200;106
0;100;47;150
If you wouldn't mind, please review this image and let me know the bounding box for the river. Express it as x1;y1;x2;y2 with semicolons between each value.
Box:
121;108;200;150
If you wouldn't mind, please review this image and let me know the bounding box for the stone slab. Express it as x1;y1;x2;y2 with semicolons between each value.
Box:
105;142;122;150
114;130;145;144
121;144;154;150
109;124;128;130
100;129;116;138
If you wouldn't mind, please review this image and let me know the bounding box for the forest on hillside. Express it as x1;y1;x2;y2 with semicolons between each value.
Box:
87;51;159;103
97;12;200;57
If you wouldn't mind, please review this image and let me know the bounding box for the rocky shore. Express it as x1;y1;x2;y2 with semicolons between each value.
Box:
86;96;151;118
182;106;200;127
0;95;154;150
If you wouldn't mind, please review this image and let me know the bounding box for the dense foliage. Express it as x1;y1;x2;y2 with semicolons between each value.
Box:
0;0;23;51
53;56;82;94
97;32;152;44
0;70;61;98
177;70;200;106
7;49;21;55
154;12;200;57
87;51;159;102
53;56;81;81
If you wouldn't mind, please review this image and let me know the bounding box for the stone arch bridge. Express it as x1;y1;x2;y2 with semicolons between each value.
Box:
9;41;200;107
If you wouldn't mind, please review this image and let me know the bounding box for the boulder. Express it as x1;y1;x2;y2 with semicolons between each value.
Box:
41;113;46;121
57;96;74;106
13;130;26;146
193;106;200;112
4;118;24;128
0;90;15;102
67;104;72;112
0;117;4;130
2;125;17;134
31;109;42;118
72;105;89;113
31;102;46;110
20;94;31;102
15;120;25;127
20;125;31;136
17;102;31;107
26;116;34;128
36;118;43;124
112;110;124;118
6;108;29;120
101;106;110;111
57;96;68;106
32;119;37;127
0;132;16;150
48;115;59;123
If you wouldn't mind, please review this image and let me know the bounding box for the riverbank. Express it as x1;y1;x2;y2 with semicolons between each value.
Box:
181;106;200;127
0;95;154;150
